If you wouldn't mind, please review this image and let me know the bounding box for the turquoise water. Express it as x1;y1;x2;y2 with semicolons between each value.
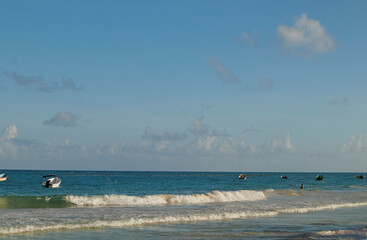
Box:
1;170;367;239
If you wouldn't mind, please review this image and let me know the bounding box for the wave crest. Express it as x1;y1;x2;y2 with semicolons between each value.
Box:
65;190;266;206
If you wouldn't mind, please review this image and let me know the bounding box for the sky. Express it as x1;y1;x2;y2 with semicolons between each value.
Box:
1;0;367;171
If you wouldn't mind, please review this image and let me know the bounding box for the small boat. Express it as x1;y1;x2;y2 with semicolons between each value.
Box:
355;174;365;179
42;175;61;188
315;175;323;181
238;173;247;179
281;175;288;179
0;173;8;182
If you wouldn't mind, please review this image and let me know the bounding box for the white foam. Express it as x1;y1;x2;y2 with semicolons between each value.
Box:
279;202;367;214
65;190;267;207
316;228;367;236
2;201;367;235
316;230;352;236
0;211;278;235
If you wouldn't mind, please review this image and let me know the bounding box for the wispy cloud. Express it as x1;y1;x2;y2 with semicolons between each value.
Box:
277;14;335;56
43;112;79;127
256;78;274;90
247;77;274;91
236;30;259;47
143;126;188;142
3;70;83;92
268;133;296;153
208;59;238;84
142;127;188;151
340;134;365;154
329;98;349;108
243;127;261;133
200;104;212;110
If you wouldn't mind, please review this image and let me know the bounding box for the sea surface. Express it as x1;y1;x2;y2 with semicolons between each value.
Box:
1;170;367;239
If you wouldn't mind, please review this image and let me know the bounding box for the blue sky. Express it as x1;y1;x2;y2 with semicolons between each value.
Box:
1;0;367;171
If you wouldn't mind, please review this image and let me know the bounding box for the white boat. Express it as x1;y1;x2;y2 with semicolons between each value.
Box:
238;173;247;179
0;173;8;182
42;175;61;188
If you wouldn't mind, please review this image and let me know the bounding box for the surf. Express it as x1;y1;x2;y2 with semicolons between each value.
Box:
2;201;367;235
65;190;267;207
0;190;266;209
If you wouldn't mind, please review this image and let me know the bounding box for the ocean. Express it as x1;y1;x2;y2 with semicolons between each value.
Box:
0;170;367;239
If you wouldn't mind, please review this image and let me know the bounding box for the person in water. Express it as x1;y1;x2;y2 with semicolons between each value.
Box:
300;184;304;189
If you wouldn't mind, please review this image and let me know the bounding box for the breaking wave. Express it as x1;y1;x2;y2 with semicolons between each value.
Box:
65;190;267;206
315;228;367;238
0;190;266;209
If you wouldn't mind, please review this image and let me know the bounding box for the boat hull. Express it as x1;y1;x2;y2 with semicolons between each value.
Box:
0;176;8;181
42;177;61;188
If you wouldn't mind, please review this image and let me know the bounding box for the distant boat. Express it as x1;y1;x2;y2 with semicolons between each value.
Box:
42;175;61;188
315;175;323;181
238;173;247;179
0;173;8;182
281;175;288;179
355;174;365;179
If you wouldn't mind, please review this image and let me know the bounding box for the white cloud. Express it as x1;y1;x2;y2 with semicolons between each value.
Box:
61;140;70;147
1;125;17;140
219;137;236;154
189;118;210;136
43;112;79;127
277;14;335;56
197;136;217;150
96;141;128;155
155;140;170;151
269;133;296;153
284;134;296;152
0;125;18;159
340;134;365;153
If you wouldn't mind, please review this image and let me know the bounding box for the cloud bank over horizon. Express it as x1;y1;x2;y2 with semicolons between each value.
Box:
0;122;364;172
